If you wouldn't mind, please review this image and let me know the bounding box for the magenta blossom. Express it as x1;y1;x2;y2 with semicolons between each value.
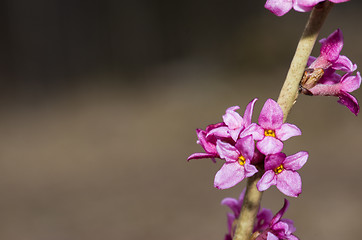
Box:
252;99;301;155
309;72;361;115
214;136;258;189
265;0;349;17
207;98;258;141
309;29;356;73
255;199;299;240
187;122;227;162
222;188;273;240
257;151;308;197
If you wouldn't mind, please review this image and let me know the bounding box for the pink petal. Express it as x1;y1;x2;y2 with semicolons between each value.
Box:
240;123;264;140
223;106;244;130
295;0;324;8
187;152;218;161
214;162;245;189
258;99;283;130
333;55;357;72
276;170;302;197
271;199;289;225
257;136;283;155
275;123;302;141
257;170;276;192
340;72;361;93
283;151;308;171
243;98;258;127
207;126;231;139
265;0;293;16
264;152;286;171
221;198;240;216
235;135;255;160
329;0;350;3
244;161;258;178
216;140;239;162
266;232;279;240
196;129;217;154
338;91;359;116
319;29;344;63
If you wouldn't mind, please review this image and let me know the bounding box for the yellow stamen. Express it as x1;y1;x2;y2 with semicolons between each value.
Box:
238;155;246;165
274;164;284;174
264;129;276;137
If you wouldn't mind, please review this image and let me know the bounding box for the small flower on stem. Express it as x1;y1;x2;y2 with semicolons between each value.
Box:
214;135;258;189
265;0;349;17
222;188;273;240
255;199;299;240
252;99;301;155
187;122;227;162
257;151;308;197
308;72;361;115
207;98;258;141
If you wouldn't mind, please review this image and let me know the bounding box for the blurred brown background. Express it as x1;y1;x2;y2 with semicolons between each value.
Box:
0;1;361;239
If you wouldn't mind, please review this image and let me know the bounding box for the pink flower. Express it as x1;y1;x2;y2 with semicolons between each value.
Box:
222;188;273;240
255;199;299;240
257;151;308;197
187;122;227;162
309;29;356;73
207;98;258;141
309;72;361;115
214;136;258;189
300;29;361;115
265;0;349;17
252;99;301;155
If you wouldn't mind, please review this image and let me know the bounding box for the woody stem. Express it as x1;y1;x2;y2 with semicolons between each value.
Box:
232;2;333;240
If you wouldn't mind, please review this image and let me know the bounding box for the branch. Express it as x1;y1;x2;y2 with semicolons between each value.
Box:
233;2;334;240
277;2;334;121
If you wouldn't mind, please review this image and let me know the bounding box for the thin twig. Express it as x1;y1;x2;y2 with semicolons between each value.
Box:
232;3;334;240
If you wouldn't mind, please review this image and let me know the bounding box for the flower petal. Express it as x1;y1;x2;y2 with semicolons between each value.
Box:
223;106;244;130
244;160;258;178
340;72;361;93
207;126;231;139
276;123;302;141
271;199;289;225
221;198;240;216
266;232;279;240
255;208;273;232
283;151;308;171
333;55;357;72
265;0;293;16
240;123;264;140
276;170;302;197
214;162;245;189
196;129;217;154
319;29;344;63
235;135;255;160
257;170;276;192
187;152;218;161
338;91;359;116
264;152;286;171
243;98;258;127
216;140;239;162
258;99;283;130
257;136;283;155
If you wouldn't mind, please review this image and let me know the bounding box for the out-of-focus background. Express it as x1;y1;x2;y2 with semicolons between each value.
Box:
0;1;361;239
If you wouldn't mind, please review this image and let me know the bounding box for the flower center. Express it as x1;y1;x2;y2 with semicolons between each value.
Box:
264;129;275;137
238;155;246;165
274;164;284;174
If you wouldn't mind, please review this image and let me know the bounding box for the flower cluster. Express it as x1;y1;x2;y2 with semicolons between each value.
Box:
265;0;349;17
300;29;361;115
188;99;308;197
222;189;298;240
